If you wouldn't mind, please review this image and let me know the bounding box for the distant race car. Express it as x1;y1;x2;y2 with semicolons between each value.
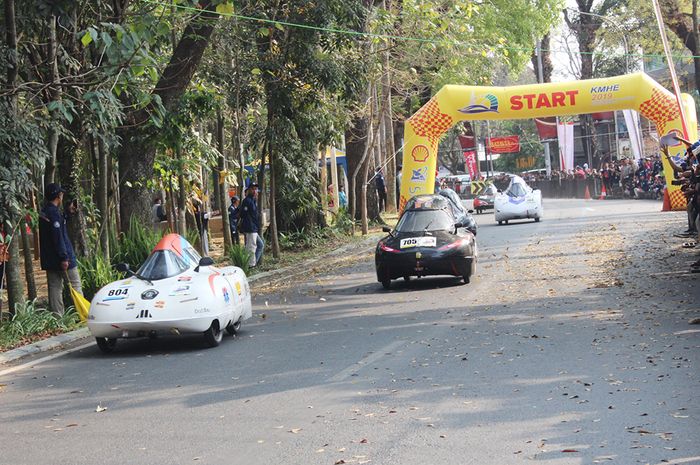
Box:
375;190;477;289
494;175;543;225
472;184;497;214
87;234;252;353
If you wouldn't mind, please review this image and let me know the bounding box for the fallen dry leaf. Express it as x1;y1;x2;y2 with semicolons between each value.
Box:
95;405;107;413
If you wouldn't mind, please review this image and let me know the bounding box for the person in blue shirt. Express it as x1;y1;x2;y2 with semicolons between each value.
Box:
338;185;348;211
38;183;82;315
240;183;264;267
228;196;240;245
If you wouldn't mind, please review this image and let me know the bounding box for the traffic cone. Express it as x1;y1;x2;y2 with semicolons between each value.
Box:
584;185;592;200
662;188;671;211
599;184;607;200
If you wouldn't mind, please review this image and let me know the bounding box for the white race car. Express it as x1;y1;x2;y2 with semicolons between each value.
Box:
87;233;252;353
494;175;543;225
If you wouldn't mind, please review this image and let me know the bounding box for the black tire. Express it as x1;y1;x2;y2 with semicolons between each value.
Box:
203;321;223;347
226;319;242;336
381;280;391;290
95;337;117;354
498;220;503;225
462;274;470;284
534;217;540;223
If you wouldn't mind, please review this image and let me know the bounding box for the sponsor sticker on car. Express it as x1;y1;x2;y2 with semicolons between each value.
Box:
400;237;437;249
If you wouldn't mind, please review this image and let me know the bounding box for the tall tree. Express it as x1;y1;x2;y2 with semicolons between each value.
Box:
659;0;700;95
117;1;223;232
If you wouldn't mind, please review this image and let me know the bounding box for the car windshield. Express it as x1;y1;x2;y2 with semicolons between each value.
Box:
506;182;528;197
137;250;189;280
396;210;454;232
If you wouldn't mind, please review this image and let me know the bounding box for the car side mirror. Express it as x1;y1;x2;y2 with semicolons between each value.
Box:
382;226;392;233
467;209;474;214
114;263;134;277
497;189;502;193
195;256;215;272
454;222;465;229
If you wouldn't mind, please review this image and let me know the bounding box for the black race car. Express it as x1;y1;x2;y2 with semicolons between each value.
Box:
375;191;477;290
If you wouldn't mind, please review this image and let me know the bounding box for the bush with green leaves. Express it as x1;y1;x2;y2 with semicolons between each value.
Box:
0;300;81;350
227;244;252;275
112;216;162;269
79;253;122;301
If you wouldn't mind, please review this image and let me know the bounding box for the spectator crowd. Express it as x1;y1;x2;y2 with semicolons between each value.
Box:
522;154;666;199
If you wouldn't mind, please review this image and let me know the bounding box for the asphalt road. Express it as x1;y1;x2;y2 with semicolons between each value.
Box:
1;199;699;465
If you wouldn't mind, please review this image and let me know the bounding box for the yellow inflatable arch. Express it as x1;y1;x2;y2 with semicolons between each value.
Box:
401;72;697;211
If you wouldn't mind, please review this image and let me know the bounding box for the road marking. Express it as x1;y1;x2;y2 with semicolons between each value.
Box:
0;342;94;378
328;340;405;382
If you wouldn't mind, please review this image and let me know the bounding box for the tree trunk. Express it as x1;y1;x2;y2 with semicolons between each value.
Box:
6;232;24;313
381;41;396;213
177;147;187;236
117;1;220;232
97;138;110;257
44;14;62;185
217;108;232;253
57;137;88;257
20;222;36;301
4;0;25;313
269;145;280;259
320;147;328;214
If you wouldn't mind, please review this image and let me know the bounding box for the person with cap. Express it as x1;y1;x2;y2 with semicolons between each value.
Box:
228;195;240;246
240;183;264;267
39;183;82;315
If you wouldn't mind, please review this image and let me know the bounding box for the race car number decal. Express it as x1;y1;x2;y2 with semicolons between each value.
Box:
108;288;128;296
400;237;437;248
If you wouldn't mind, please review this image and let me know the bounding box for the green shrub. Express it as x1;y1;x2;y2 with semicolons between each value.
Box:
113;216;162;269
79;253;122;301
227;244;252;275
0;300;80;350
331;208;354;235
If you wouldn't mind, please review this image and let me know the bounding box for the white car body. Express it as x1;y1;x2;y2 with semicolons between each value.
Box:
494;175;543;223
87;234;252;348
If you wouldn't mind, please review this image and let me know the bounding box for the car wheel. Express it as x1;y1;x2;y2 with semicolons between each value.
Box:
403;275;411;282
381;280;391;290
462;274;470;284
226;319;242;336
203;321;223;347
95;337;117;354
498;220;503;225
534;217;540;222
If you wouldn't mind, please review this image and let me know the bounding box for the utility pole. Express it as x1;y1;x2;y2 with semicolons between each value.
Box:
536;39;552;178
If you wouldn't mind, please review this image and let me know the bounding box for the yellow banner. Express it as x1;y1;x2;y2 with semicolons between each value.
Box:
401;72;697;211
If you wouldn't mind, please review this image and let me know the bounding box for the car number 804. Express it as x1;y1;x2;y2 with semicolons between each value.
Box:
400;237;437;248
108;288;129;296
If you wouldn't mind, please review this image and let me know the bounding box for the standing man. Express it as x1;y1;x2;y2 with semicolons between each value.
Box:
375;168;387;212
39;183;82;315
228;195;240;246
240;183;264;268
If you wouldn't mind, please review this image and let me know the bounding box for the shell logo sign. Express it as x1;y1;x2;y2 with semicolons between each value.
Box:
487;136;520;154
401;72;698;212
411;145;430;163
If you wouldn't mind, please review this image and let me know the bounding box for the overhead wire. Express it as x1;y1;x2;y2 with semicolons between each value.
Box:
142;0;700;62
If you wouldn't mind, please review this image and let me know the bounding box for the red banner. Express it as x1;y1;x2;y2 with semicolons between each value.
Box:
535;117;557;141
463;150;480;180
487;136;520;153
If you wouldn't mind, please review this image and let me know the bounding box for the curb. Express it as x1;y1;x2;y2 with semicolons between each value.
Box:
0;233;382;366
0;327;91;365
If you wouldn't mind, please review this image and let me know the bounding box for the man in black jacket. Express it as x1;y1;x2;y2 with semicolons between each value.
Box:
39;183;82;315
240;183;264;267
